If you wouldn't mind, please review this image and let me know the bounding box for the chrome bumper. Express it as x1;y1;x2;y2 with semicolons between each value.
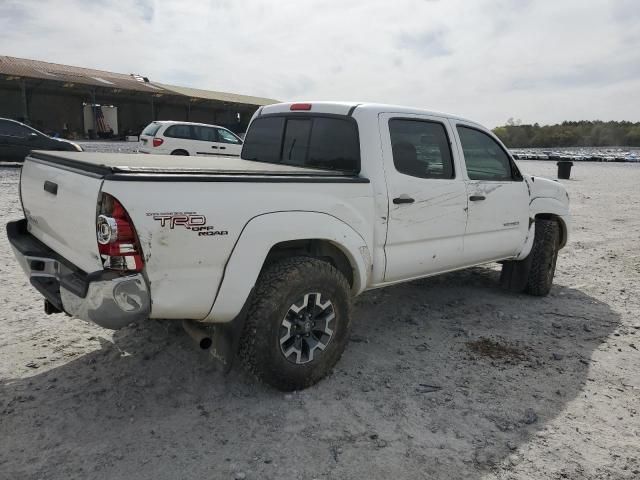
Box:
7;219;150;330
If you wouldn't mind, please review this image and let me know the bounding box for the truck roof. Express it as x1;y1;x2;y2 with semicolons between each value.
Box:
260;101;482;127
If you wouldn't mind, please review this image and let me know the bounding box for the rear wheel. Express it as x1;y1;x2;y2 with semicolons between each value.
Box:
171;149;188;156
239;256;352;391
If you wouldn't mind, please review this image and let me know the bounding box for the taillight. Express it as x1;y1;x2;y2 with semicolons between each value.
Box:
152;137;163;147
96;193;144;272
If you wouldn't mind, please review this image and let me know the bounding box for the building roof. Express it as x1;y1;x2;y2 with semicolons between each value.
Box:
0;55;165;93
153;82;277;107
0;55;278;106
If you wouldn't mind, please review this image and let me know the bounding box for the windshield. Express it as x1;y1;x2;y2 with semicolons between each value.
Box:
241;115;360;173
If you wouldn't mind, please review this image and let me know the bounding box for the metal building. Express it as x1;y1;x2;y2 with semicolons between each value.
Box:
0;55;277;138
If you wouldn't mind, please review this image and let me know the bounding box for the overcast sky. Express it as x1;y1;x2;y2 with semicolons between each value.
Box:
1;0;638;127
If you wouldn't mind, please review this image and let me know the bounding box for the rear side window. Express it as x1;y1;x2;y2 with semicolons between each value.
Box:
141;122;161;137
457;126;518;181
242;115;360;173
164;124;193;140
0;120;30;137
389;119;454;179
192;126;217;142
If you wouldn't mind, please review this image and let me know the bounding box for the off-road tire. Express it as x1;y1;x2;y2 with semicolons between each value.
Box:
239;256;352;391
524;218;560;296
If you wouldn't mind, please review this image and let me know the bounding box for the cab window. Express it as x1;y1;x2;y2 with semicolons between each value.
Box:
389;119;454;179
457;126;520;181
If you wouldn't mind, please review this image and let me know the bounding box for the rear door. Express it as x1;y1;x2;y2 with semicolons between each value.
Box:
380;113;469;282
452;121;529;263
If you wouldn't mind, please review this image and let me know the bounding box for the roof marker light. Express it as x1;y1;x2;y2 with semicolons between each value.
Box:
290;103;312;111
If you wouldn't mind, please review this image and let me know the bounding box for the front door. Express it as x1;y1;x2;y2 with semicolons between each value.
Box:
213;127;243;156
380;113;469;283
452;122;530;263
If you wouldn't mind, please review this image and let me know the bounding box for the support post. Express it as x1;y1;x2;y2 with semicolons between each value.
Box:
21;79;29;124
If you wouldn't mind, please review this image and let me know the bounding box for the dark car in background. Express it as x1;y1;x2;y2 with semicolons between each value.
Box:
0;118;82;162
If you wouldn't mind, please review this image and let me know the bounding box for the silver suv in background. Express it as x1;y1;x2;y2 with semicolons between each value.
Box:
139;121;243;156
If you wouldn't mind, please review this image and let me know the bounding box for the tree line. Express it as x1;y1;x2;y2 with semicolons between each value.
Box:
492;119;640;148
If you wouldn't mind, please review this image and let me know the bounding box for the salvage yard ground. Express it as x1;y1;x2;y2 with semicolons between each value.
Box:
1;160;639;479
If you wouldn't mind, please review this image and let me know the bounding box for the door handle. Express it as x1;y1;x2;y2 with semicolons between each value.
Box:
469;195;486;201
211;146;218;149
219;146;226;150
43;180;58;195
393;196;415;205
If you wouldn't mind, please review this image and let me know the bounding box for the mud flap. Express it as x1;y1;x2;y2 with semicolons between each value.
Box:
209;288;253;373
500;255;533;293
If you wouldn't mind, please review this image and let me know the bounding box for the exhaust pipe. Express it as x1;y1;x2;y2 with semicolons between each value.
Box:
182;320;213;350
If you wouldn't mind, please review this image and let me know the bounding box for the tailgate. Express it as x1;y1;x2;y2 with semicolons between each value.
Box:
20;157;104;273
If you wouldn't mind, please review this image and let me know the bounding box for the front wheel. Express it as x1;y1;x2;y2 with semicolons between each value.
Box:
500;218;560;296
525;219;560;296
239;256;352;391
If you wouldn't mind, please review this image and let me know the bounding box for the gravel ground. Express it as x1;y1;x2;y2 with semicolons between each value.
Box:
1;161;639;479
76;140;139;154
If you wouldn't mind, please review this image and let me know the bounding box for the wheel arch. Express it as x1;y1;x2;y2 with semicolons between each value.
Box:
170;149;189;155
204;211;371;323
263;239;355;288
534;213;567;248
529;198;570;249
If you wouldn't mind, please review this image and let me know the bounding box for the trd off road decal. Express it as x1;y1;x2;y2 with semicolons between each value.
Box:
147;212;228;236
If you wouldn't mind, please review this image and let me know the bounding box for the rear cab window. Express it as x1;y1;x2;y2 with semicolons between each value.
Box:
141;122;162;137
241;114;360;173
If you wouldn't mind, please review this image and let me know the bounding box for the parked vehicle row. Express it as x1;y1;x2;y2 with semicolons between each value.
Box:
7;101;571;391
0;118;243;162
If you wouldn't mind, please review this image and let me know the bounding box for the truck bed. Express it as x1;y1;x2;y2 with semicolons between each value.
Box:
29;151;366;181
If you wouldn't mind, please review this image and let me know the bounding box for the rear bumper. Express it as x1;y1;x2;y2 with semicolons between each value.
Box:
6;219;150;329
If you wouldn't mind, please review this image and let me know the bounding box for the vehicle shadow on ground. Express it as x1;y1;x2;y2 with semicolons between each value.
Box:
0;267;619;479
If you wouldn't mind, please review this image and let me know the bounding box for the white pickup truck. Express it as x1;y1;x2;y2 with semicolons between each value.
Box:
7;101;570;390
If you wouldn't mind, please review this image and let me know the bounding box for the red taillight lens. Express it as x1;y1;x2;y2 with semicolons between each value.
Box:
96;193;144;272
152;137;163;147
290;103;312;111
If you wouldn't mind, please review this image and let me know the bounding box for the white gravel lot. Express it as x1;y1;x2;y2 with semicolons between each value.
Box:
0;160;639;479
